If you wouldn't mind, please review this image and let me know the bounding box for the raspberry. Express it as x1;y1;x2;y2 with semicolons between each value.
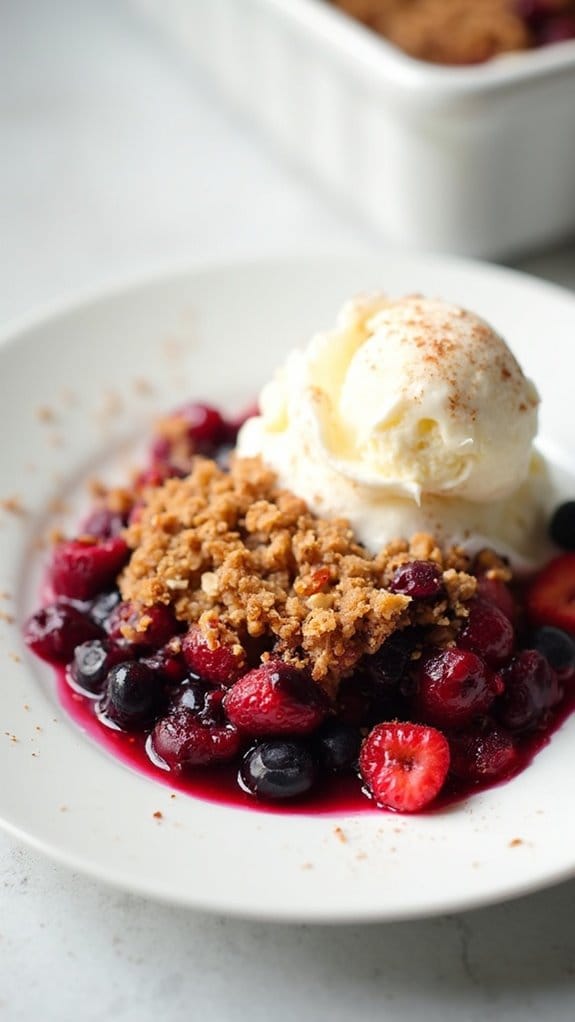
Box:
223;659;327;736
416;648;502;729
51;537;129;600
359;722;450;812
459;598;515;667
182;625;244;685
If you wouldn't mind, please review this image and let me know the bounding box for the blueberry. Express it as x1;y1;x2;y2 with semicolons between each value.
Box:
336;666;407;729
549;501;575;551
531;626;575;675
495;650;562;732
315;720;361;773
89;590;122;630
100;661;163;729
365;630;415;688
70;639;126;695
172;682;225;725
239;741;316;800
173;679;210;714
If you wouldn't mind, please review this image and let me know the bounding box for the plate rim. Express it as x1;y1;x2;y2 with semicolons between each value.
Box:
3;248;575;351
3;809;575;924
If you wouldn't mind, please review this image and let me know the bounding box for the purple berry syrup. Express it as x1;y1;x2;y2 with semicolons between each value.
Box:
53;662;575;815
25;402;575;815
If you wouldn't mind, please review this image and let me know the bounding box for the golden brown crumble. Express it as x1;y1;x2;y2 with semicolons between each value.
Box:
473;547;513;583
120;455;476;694
331;0;574;65
154;408;205;475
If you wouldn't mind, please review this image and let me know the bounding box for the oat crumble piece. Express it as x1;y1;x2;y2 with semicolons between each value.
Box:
120;456;477;694
473;548;513;583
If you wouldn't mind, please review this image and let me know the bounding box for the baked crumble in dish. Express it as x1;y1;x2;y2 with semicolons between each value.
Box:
24;294;575;814
331;0;575;66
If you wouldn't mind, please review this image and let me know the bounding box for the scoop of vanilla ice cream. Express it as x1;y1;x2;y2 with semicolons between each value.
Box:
237;294;545;563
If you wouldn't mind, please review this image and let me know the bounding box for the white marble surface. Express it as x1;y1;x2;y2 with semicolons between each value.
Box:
2;2;575;1019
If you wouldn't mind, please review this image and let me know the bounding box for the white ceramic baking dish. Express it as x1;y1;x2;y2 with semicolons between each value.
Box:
134;0;575;257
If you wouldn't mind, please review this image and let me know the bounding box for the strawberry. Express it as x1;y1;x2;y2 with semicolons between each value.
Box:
223;659;327;736
51;537;129;601
526;554;575;634
359;721;450;812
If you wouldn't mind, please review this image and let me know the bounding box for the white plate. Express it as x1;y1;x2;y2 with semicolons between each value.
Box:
1;254;575;923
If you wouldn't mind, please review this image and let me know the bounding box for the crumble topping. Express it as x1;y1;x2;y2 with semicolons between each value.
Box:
120;455;476;693
331;0;538;64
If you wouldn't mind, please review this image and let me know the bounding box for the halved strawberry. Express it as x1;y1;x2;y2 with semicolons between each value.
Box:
526;554;575;635
359;721;450;813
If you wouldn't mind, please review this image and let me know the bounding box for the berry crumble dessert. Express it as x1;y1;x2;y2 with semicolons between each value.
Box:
331;0;575;66
24;294;575;814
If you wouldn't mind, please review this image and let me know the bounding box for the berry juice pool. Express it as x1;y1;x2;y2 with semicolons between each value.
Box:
24;400;575;815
